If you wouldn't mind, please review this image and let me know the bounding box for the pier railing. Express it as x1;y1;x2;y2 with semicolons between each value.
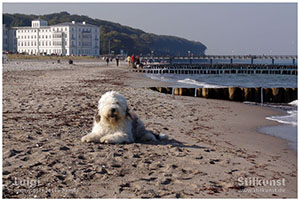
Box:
140;55;297;65
132;64;297;75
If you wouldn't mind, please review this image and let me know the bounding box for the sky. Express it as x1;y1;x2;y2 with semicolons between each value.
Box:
2;2;297;55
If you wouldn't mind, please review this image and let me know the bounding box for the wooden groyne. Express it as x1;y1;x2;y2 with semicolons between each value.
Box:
149;87;298;103
133;64;298;75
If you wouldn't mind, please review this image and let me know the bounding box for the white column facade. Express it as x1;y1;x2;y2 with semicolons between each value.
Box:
15;19;100;56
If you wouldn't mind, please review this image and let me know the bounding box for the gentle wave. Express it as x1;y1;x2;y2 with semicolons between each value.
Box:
289;100;298;106
177;78;224;88
266;110;297;126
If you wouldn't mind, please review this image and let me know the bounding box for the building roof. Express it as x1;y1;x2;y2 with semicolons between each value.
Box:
12;26;50;29
54;22;98;28
12;21;99;29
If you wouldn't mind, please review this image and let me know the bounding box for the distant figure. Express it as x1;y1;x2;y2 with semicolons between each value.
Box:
127;56;131;66
116;57;119;66
106;57;109;66
136;56;140;67
131;54;135;68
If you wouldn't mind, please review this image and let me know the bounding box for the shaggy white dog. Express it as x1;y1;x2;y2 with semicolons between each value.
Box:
81;91;168;144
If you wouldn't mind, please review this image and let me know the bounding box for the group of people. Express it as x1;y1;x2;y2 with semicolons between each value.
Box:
127;55;142;68
104;55;143;68
105;57;119;66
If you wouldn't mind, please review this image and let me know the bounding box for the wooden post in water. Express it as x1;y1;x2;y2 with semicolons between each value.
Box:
261;87;263;106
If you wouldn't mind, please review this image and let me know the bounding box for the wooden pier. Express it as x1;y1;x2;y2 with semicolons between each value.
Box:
140;55;297;65
132;64;298;75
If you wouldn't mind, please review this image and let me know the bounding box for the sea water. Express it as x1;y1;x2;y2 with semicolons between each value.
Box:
259;100;297;150
146;73;297;88
146;73;298;150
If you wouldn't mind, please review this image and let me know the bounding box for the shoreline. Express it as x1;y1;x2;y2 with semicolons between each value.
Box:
137;69;297;152
2;60;297;198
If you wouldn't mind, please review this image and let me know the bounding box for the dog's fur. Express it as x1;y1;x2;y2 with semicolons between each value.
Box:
81;91;168;144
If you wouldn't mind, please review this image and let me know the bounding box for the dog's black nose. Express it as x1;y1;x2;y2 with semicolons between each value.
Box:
111;108;116;113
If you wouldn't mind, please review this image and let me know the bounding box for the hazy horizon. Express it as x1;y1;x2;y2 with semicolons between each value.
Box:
3;2;297;55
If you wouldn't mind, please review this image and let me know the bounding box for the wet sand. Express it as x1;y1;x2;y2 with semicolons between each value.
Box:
2;60;297;198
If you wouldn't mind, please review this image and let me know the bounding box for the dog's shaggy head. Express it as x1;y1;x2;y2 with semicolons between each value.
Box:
97;91;129;125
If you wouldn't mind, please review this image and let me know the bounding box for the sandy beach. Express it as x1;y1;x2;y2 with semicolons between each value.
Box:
2;59;297;198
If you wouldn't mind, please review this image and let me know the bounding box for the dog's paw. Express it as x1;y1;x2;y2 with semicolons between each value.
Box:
100;136;111;144
81;135;90;143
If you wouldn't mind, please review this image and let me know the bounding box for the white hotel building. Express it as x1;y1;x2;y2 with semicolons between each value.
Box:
16;19;100;56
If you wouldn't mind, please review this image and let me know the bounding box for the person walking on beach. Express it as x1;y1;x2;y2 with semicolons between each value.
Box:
116;57;119;66
131;54;135;68
136;56;140;68
106;57;109;66
127;56;131;66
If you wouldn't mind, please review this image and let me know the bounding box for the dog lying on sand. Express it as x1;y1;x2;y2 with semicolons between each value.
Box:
81;91;168;144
